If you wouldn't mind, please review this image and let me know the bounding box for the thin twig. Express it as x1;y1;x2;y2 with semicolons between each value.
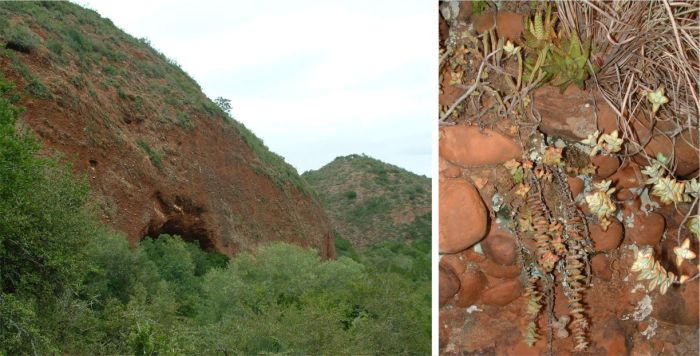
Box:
440;49;501;122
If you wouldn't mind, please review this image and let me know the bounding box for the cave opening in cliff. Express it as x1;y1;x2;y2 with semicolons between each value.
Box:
145;217;215;251
5;41;32;53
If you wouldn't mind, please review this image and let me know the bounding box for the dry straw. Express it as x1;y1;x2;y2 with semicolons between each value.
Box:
557;0;699;167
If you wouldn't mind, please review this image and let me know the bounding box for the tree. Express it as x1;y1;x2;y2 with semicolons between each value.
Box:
0;77;94;353
214;97;231;115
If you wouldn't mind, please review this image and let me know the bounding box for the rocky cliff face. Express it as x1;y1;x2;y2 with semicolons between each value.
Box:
0;2;334;258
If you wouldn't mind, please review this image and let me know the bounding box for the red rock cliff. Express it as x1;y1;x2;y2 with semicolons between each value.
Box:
0;2;334;258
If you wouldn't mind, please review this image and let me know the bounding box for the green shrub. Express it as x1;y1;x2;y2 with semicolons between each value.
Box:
228;119;308;193
343;190;357;200
94;42;123;61
65;27;91;52
137;140;163;170
26;78;50;98
0;76;94;353
11;57;31;80
102;64;117;76
141;61;166;78
117;87;127;99
349;196;391;222
46;40;65;64
333;234;359;261
47;40;62;55
200;99;219;116
214;96;231;115
175;111;194;129
4;25;41;53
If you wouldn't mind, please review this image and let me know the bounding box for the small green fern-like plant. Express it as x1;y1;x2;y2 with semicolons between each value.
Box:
523;269;543;346
513;155;592;351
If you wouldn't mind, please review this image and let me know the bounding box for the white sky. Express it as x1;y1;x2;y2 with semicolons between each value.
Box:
80;0;435;176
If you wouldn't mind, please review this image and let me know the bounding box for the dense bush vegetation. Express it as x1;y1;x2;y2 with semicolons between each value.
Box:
0;77;429;354
303;154;431;247
336;213;431;283
0;75;97;353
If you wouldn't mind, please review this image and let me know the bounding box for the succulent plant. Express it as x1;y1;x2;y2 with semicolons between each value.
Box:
585;180;616;230
543;33;593;91
521;3;596;91
523;3;558;50
641;153;699;204
631;246;676;295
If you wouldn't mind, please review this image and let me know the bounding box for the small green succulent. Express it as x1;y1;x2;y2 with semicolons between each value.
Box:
521;3;596;91
522;3;558;50
544;33;593;91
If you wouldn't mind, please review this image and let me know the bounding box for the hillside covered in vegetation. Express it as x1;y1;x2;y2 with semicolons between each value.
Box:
0;1;333;257
303;155;431;327
303;154;431;249
0;77;429;353
0;2;430;354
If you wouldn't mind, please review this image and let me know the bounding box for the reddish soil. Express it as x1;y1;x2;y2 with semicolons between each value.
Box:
438;111;699;355
1;44;334;259
439;3;699;354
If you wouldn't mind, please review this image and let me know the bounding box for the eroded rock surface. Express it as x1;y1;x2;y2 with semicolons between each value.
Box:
481;233;517;266
533;85;598;141
2;8;334;258
592;154;620;179
439;179;488;253
481;279;522;306
439;265;460;307
626;212;666;246
590;218;624;252
440;126;522;167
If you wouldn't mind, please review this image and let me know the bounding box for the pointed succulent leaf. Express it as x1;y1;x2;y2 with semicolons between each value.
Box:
687;216;700;241
542;146;563;166
647;87;669;113
638;268;654;281
659;277;672;295
656;152;668;164
599;130;623;153
503;40;521;57
593;180;613;192
648;273;660;290
641;161;665;185
673;238;696;267
651;176;685;204
685;178;698;197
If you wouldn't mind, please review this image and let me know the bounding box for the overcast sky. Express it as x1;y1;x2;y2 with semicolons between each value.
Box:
80;0;435;176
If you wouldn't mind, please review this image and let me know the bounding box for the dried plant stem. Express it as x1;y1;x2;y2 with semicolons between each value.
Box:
661;0;700;114
440;49;500;122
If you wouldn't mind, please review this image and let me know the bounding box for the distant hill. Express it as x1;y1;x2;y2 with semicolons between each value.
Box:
0;1;333;257
303;154;431;248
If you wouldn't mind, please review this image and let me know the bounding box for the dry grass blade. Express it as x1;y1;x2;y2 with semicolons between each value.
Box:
558;0;699;167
